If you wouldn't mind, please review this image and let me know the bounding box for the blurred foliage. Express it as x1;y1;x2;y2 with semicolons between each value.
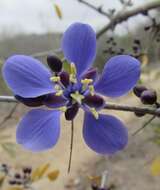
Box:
151;157;160;176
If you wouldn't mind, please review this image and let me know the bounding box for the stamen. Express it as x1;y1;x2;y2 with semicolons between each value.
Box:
70;91;84;104
69;63;77;83
70;63;77;75
90;107;99;119
58;106;67;112
69;74;77;83
81;78;93;91
54;84;63;96
50;76;60;82
54;84;61;91
89;85;95;96
81;79;93;84
55;90;63;96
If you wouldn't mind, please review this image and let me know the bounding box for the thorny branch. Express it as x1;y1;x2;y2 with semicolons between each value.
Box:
97;1;160;38
0;96;160;117
78;0;160;38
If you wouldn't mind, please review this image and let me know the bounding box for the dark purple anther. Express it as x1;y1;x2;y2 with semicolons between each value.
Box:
83;94;104;109
65;103;79;120
43;93;67;108
47;55;63;73
82;68;97;81
59;71;70;87
15;95;45;107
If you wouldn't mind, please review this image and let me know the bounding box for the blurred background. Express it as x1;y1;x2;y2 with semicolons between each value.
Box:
0;0;160;190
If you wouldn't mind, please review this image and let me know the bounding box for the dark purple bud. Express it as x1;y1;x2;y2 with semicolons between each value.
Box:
15;95;45;107
65;103;79;121
134;39;141;45
9;180;17;185
120;48;125;53
83;94;104;109
23;167;32;174
132;46;139;52
59;71;70;87
15;173;21;179
140;90;157;105
156;38;160;42
144;26;151;31
43;93;67;108
91;184;99;190
47;55;63;73
133;85;148;97
112;42;117;46
134;111;145;117
109;37;113;41
82;68;98;81
142;10;148;16
1;163;7;168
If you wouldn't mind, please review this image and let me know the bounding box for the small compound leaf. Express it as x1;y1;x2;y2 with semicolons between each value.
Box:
47;170;60;181
54;4;62;19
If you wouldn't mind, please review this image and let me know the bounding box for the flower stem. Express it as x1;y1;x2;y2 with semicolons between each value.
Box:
132;115;156;136
68;120;74;173
104;103;160;117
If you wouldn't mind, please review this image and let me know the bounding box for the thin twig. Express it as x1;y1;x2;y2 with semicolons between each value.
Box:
1;96;160;117
0;96;18;103
132;115;156;136
68;120;74;173
78;0;110;18
104;103;160;117
96;1;160;38
0;103;19;128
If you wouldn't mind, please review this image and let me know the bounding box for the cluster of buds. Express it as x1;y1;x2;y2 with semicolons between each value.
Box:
144;17;160;43
0;163;32;188
104;37;125;55
133;85;158;117
8;167;32;187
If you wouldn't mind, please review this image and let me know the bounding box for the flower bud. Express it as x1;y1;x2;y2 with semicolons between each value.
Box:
47;55;63;73
134;111;145;117
133;85;147;97
140;90;157;105
65;103;79;121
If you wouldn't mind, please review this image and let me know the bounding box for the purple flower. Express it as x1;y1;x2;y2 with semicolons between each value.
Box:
2;23;141;154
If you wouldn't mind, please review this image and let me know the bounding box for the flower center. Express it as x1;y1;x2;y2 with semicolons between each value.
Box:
49;62;103;120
